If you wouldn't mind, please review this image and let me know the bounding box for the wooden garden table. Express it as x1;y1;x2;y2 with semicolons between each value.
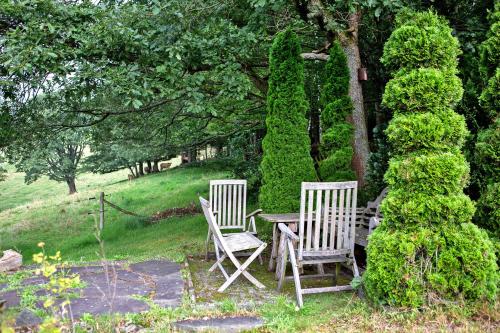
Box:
259;213;301;279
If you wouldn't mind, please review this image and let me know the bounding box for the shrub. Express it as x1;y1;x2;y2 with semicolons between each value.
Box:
475;3;500;234
259;29;316;213
364;10;498;307
386;110;467;155
318;41;355;181
382;68;463;113
364;124;390;200
381;9;461;74
476;183;500;236
365;223;498;307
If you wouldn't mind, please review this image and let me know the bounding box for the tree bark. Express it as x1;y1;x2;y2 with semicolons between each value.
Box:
301;52;329;61
338;11;370;186
138;162;144;176
152;160;159;172
303;1;370;185
128;166;136;178
134;164;139;177
66;177;77;194
146;160;152;173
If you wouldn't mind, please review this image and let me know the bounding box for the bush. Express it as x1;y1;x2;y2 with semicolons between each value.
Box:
382;68;463;113
384;153;470;195
380;190;475;230
259;29;316;213
386;110;467;155
474;3;500;235
475;182;500;236
364;124;390;200
365;223;498;307
318;41;355;181
381;9;461;74
364;10;498;306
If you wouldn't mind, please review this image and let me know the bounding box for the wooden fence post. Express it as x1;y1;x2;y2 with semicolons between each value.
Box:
99;192;104;231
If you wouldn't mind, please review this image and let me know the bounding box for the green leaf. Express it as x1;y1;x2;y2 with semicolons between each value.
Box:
132;99;143;109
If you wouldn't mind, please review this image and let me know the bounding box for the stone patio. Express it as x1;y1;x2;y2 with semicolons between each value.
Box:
0;259;184;326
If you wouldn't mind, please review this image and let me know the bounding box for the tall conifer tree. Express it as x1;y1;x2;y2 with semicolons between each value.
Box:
259;29;316;213
319;41;355;181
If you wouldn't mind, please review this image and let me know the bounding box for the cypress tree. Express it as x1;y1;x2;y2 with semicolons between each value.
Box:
259;29;316;213
364;10;498;307
318;41;355;181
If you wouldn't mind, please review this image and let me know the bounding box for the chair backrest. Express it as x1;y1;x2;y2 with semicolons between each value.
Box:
209;180;247;230
199;196;226;250
298;181;358;260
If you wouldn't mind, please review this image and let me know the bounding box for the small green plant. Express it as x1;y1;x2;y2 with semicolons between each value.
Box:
32;242;82;332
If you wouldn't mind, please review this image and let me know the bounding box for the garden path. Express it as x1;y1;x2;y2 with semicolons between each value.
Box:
0;260;184;327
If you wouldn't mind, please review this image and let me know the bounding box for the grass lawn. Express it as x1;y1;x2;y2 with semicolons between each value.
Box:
0;162;498;332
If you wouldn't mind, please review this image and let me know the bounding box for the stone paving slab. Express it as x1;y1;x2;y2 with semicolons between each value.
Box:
173;316;264;333
0;259;184;328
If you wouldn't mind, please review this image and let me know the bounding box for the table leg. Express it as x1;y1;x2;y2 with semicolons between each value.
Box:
268;223;278;272
275;231;287;280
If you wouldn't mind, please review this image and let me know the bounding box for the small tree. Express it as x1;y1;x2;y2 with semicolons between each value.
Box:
259;29;316;213
364;10;498;307
8;129;87;194
318;41;355;181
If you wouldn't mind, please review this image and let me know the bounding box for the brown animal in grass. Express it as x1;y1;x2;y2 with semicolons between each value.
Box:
128;174;135;181
160;162;171;171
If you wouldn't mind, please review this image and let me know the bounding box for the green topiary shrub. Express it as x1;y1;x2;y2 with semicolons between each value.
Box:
259;29;316;213
364;10;498;307
318;41;355;182
381;9;461;75
366;223;497;307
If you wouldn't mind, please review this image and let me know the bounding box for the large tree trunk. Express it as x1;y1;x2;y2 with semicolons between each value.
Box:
66;177;77;195
338;11;370;186
146;160;152;173
134;164;139;177
152;160;159;173
138;162;144;176
128;166;136;178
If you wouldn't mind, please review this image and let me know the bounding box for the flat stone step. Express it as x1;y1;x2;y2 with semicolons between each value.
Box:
173;316;264;333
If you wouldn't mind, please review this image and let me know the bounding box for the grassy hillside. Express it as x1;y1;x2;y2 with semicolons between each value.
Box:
0;163;230;263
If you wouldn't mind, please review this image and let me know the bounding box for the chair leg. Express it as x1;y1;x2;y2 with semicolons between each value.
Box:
276;237;289;292
287;239;303;308
213;244;230;280
209;254;227;272
218;244;267;292
205;229;212;260
334;263;340;285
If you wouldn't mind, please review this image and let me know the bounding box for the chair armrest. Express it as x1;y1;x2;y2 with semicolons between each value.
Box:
368;217;381;234
278;223;299;241
246;209;263;219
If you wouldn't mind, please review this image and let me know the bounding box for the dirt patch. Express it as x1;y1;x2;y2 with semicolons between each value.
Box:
149;202;201;223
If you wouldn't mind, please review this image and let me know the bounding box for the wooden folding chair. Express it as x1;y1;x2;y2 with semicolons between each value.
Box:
277;181;360;307
199;197;267;292
206;180;262;259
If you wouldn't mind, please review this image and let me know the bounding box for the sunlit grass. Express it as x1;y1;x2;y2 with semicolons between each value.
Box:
0;163;230;263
